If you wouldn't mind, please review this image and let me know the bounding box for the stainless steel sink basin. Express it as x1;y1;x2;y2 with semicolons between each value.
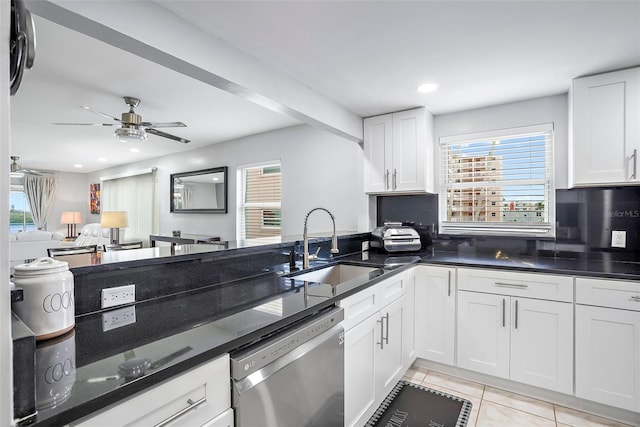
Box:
289;264;378;286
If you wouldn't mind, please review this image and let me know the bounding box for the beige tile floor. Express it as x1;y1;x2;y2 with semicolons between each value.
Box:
402;366;633;427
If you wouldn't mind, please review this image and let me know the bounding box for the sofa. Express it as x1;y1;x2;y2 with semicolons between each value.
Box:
67;223;120;248
9;230;64;262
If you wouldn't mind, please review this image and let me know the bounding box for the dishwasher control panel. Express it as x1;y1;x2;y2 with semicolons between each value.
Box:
230;307;344;379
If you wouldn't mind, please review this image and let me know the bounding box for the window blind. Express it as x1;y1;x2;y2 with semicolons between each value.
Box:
439;124;554;237
239;163;282;239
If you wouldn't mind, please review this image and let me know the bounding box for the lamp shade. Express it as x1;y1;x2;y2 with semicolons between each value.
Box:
60;211;82;225
100;211;128;228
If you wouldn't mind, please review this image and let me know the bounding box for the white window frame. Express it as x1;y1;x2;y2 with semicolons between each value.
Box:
236;160;282;240
438;123;555;238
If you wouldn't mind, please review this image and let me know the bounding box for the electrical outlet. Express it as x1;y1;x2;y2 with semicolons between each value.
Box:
612;230;627;248
362;241;369;251
101;284;136;309
102;306;136;332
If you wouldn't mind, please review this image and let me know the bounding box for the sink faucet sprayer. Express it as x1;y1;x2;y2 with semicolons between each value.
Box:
303;207;339;269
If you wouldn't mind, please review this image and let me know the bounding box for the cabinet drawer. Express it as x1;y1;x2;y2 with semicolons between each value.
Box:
378;273;406;308
457;268;573;302
576;277;640;311
73;354;230;427
340;284;380;331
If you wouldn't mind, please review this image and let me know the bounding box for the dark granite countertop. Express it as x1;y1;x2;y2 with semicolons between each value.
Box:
19;237;640;426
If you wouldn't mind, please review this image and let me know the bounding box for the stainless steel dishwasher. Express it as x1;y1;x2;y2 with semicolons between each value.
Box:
230;307;344;427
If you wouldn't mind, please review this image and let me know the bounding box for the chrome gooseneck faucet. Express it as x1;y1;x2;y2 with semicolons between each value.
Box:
303;207;339;269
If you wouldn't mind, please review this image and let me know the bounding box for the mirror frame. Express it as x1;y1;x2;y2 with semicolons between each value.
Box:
170;166;228;213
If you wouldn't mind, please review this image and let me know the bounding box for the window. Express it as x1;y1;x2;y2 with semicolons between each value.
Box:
9;190;35;233
439;124;554;237
238;162;282;239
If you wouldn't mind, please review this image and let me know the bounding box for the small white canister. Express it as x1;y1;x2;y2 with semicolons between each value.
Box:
12;257;75;341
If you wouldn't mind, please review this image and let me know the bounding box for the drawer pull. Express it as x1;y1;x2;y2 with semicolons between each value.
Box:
494;282;529;289
515;300;519;329
153;396;206;427
384;312;390;345
631;295;640;302
502;298;506;328
447;270;452;297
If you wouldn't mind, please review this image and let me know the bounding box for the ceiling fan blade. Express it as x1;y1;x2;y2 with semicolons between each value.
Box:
80;105;122;122
53;122;118;126
141;121;187;128
146;128;190;144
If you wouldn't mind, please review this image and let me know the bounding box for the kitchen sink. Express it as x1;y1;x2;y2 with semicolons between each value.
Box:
289;264;379;286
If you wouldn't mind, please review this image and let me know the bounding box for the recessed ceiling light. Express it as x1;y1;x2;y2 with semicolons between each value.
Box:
417;83;438;93
130;148;140;153
73;164;83;168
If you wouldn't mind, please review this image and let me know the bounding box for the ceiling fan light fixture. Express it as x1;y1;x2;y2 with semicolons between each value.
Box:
114;127;148;142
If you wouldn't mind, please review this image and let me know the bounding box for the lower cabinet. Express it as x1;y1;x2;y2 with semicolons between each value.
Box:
343;274;406;427
575;277;640;412
414;265;456;365
456;268;574;395
72;354;232;427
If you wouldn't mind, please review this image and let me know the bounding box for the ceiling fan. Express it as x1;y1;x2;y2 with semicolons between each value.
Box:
10;156;55;176
54;96;190;144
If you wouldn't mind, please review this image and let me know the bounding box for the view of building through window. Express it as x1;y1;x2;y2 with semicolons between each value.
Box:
10;191;35;233
239;163;282;239
440;124;553;236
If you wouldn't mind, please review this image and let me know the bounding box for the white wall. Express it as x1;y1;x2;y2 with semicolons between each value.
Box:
47;171;91;236
85;124;367;241
434;94;569;189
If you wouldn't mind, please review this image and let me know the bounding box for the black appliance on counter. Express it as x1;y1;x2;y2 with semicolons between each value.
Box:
370;222;423;252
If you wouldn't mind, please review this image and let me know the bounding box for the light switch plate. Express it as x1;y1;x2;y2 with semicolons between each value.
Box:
612;230;626;248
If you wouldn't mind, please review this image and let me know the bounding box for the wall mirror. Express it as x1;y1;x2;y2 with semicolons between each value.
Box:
170;167;228;213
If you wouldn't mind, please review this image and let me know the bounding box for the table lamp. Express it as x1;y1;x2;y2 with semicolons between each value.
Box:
60;211;82;238
101;211;128;244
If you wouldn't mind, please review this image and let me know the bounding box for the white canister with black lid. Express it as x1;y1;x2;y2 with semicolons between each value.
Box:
12;257;75;341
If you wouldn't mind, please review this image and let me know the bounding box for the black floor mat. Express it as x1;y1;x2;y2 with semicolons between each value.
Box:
365;380;473;427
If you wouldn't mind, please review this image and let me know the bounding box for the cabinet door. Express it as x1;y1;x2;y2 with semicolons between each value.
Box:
344;314;378;427
572;67;640;185
402;268;417;368
457;291;510;379
364;114;392;193
576;305;640;412
510;298;573;394
376;296;405;401
415;266;456;365
391;109;428;192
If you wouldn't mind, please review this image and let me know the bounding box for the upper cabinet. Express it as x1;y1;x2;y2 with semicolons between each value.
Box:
364;107;434;194
570;67;640;187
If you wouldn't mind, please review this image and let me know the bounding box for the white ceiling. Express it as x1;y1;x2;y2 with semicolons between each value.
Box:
10;1;640;173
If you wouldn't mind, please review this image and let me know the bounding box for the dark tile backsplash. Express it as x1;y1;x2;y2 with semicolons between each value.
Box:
377;187;640;259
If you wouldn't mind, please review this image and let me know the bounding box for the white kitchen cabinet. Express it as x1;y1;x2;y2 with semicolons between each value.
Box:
414;265;456;366
364;107;434;194
402;267;417;368
456;268;574;395
575;277;640;412
72;354;232;427
571;66;640;186
342;273;407;427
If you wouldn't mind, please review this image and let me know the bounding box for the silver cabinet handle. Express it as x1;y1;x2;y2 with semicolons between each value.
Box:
495;282;529;289
154;396;207;427
631;295;640;302
377;317;385;349
502;298;506;328
384;312;390;345
385;170;390;190
515;300;519;329
447;270;452;297
632;149;638;180
392;169;397;190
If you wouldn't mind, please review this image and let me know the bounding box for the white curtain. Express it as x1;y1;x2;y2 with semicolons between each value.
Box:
24;174;59;230
101;171;157;245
